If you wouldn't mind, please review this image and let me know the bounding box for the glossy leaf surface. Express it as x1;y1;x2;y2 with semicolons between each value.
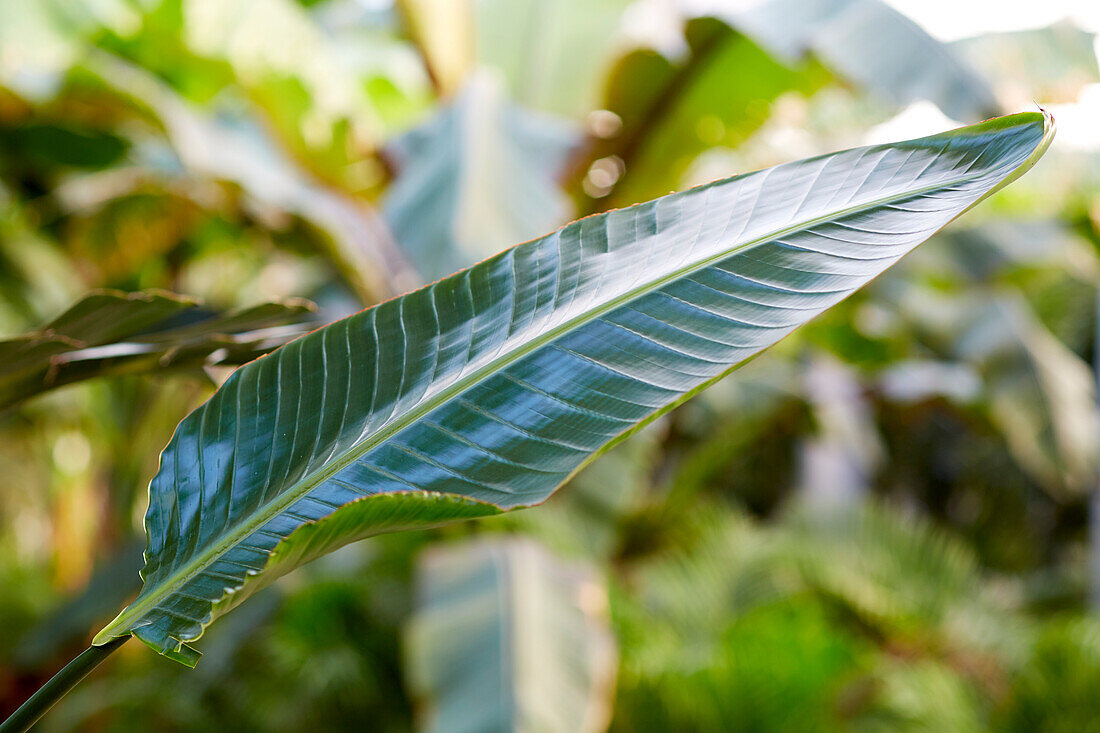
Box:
95;112;1053;664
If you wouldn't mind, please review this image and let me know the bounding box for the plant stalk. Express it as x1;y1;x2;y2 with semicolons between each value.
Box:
1;636;129;733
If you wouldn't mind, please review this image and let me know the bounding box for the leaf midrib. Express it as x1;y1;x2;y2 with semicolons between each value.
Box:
98;150;1003;642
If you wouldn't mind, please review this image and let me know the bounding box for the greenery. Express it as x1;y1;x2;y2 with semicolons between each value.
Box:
1;1;1098;731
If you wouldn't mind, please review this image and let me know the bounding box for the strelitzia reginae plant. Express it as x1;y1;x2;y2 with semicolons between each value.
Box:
1;111;1054;732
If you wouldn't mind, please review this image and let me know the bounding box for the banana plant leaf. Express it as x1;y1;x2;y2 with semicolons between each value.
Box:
577;0;1001;211
725;0;999;122
578;17;830;210
406;538;615;733
952;21;1100;105
0;290;316;410
85;52;421;302
93;112;1052;665
382;74;580;280
476;0;632;120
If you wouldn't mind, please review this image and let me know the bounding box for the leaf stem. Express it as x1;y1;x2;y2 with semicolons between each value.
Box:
1;636;129;733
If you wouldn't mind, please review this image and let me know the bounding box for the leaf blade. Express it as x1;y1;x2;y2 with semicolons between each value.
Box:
95;112;1053;662
0;290;316;410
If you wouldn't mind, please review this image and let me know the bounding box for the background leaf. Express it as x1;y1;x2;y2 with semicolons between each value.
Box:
382;74;580;280
405;538;615;733
725;0;1000;122
577;17;830;209
0;289;316;410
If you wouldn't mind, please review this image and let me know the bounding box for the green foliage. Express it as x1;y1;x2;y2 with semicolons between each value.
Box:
996;618;1100;732
728;0;999;121
92;113;1050;667
406;538;615;733
2;1;1100;731
0;290;316;409
580;18;829;209
382;75;579;279
614;597;870;732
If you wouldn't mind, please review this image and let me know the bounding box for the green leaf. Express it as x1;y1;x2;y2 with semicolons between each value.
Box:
383;74;580;280
615;597;867;732
952;21;1100;106
0;122;129;170
405;538;615;733
583;18;830;209
94;112;1052;664
997;617;1100;729
959;296;1097;494
476;0;631;119
781;500;979;632
0;289;316;410
85;52;421;301
727;0;999;122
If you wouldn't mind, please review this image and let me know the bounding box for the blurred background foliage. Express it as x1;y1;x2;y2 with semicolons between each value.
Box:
1;0;1100;730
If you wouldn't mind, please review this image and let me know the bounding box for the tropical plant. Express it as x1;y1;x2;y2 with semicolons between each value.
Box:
0;110;1053;731
6;0;1100;731
0;289;315;410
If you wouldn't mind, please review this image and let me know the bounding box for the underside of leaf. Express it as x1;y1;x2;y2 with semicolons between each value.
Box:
95;112;1053;663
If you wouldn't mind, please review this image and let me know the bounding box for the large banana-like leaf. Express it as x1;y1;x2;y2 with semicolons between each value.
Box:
952;22;1100;106
726;0;999;122
476;0;632;119
580;17;829;210
94;112;1053;664
406;538;615;733
86;52;420;302
0;290;315;410
383;74;580;280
